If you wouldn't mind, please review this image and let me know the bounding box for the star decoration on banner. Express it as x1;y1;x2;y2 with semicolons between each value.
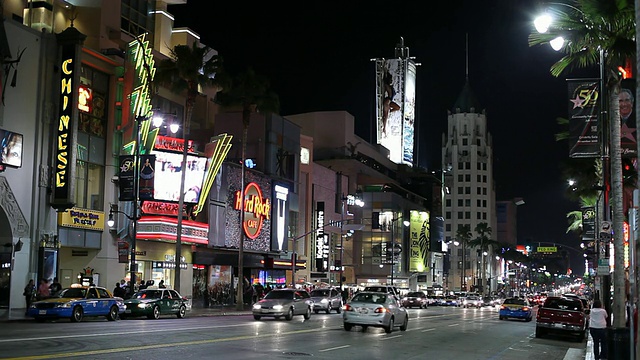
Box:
570;95;585;109
621;123;637;142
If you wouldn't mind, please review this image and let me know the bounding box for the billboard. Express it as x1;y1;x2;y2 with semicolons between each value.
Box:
0;129;23;168
376;58;416;166
409;210;430;273
151;150;207;204
620;78;637;157
567;79;600;158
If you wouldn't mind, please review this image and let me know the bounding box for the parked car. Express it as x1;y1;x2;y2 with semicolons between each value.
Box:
536;296;588;341
401;291;428;309
309;288;343;314
343;291;408;333
121;287;189;319
463;295;482;308
27;285;125;322
499;297;532;321
252;288;312;321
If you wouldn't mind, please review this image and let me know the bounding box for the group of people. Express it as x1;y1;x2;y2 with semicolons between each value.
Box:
23;277;62;314
112;278;167;299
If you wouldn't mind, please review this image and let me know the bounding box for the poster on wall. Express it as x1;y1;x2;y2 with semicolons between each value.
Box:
0;129;23;168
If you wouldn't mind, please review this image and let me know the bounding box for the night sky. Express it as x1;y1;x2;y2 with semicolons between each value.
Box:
169;1;596;274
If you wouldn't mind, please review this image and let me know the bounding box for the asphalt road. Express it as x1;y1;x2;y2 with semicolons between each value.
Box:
0;306;586;360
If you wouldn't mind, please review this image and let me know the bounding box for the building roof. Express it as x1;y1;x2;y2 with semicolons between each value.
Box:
452;79;482;114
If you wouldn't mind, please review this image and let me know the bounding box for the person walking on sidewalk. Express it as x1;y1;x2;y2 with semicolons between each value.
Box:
590;299;608;359
23;279;35;314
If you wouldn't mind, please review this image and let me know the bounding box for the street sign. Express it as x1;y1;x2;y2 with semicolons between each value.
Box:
537;246;557;253
600;221;612;233
597;258;610;274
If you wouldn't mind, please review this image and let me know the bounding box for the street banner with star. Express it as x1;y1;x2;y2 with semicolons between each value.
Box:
567;79;600;158
620;78;637;158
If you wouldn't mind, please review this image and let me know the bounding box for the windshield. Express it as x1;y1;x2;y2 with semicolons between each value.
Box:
503;298;526;306
407;292;423;297
57;288;86;298
132;290;163;299
310;290;330;297
264;291;294;300
352;293;388;304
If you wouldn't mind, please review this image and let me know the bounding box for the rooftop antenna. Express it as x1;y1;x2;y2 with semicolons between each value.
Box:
465;33;469;81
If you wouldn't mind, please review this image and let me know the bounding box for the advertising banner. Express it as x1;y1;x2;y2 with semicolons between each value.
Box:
567;79;600;158
376;59;405;164
118;241;129;263
118;155;135;201
315;202;327;273
620;78;637;157
409;210;430;273
581;206;596;241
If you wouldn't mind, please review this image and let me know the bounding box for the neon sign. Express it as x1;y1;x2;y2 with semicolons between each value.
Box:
234;182;271;239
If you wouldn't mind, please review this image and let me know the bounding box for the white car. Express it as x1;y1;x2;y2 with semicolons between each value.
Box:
252;288;312;321
463;295;482;308
343;291;408;333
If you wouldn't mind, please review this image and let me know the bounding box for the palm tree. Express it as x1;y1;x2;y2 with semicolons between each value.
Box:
216;67;279;310
566;194;598;234
154;43;226;293
455;225;473;291
528;0;635;327
468;222;498;295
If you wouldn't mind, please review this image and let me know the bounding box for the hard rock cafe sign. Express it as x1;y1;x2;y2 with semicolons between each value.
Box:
234;182;271;239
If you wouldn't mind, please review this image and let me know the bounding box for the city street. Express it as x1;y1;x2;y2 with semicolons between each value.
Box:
0;306;586;360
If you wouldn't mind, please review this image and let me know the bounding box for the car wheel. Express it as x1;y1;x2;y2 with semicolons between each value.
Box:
304;307;311;320
148;306;160;320
285;308;294;321
314;309;320;314
71;306;83;323
325;308;331;314
344;323;352;331
177;305;186;319
535;327;545;338
336;303;342;314
499;315;504;320
400;315;408;331
385;317;394;333
361;325;368;332
107;305;119;321
526;316;532;322
253;315;261;320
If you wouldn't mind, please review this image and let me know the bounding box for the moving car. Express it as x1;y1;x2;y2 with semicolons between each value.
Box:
310;288;343;314
343;291;408;333
463;295;482;308
499;297;532;321
402;291;428;309
536;296;588;341
443;295;461;307
121;287;189;319
27;285;125;322
252;288;312;321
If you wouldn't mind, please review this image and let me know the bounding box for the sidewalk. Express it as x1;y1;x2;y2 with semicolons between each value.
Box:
0;305;253;322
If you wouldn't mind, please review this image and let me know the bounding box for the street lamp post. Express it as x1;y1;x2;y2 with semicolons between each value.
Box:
389;214;410;286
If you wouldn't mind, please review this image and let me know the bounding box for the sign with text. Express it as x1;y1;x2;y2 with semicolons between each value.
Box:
536;246;557;253
58;207;104;231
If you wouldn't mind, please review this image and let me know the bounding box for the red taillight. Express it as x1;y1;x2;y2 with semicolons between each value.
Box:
344;304;353;312
374;307;389;314
522;307;530;311
500;305;506;310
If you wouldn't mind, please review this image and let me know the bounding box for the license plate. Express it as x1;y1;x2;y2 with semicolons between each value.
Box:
125;310;131;313
261;309;269;313
554;323;563;328
358;308;369;314
39;310;47;315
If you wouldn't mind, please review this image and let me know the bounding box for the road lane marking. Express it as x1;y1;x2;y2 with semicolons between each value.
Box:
380;335;402;341
2;327;327;360
319;345;351;352
421;328;436;332
448;323;459;327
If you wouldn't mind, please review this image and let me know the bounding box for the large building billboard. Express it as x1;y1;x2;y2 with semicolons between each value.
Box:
409;210;429;272
376;58;415;166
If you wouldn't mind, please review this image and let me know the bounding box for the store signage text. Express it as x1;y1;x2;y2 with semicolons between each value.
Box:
58;207;104;231
315;202;328;272
234;182;271;239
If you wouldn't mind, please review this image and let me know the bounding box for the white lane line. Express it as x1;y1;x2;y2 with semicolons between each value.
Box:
380;335;403;341
319;345;351;352
421;328;436;333
448;323;460;327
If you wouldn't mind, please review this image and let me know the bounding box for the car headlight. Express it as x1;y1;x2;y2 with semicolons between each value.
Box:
138;303;150;309
55;302;73;308
273;305;283;310
320;299;329;304
253;304;262;310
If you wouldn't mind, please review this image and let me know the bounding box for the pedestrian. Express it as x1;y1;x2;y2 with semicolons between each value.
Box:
37;279;50;300
158;280;166;288
23;279;35;314
49;277;62;294
113;282;126;298
590;299;608;360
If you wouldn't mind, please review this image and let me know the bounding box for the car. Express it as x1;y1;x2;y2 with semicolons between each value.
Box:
499;297;532;321
402;291;428;309
309;288;343;314
121;287;190;319
443;295;461;307
463;295;482;308
27;285;125;322
482;296;497;307
536;296;588;341
362;285;401;299
343;291;408;333
252;288;312;321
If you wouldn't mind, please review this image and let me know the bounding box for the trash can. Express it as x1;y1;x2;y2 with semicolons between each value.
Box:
607;327;630;360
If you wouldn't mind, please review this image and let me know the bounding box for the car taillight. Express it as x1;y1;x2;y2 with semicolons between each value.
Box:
500;305;506;310
522;306;530;311
344;304;354;312
374;307;389;313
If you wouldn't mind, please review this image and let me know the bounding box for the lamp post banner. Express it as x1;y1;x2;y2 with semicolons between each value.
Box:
567;79;600;158
582;206;596;241
118;155;135;201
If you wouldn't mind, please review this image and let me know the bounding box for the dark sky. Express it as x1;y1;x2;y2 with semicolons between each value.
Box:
169;1;595;274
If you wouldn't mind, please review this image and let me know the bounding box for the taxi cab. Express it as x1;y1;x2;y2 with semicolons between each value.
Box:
27;285;125;322
499;297;532;321
122;287;190;319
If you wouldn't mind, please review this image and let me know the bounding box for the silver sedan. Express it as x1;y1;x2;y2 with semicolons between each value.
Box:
343;291;408;333
310;288;343;314
252;288;312;321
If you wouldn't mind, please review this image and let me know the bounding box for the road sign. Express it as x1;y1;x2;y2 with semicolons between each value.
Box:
537;246;557;253
600;221;612;233
597;258;610;275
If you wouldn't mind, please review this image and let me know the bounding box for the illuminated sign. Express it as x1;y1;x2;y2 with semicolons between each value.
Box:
537;247;557;253
300;147;310;165
409;210;430;272
136;216;208;244
315;202;327;272
52;43;78;209
78;84;92;113
58;207;105;231
274;185;289;251
234;182;271;239
141;201;189;217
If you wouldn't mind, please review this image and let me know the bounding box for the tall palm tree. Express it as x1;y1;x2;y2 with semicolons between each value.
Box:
456;225;473;291
216;67;279;310
528;0;635;327
566;194;598;234
468;222;498;295
154;43;226;293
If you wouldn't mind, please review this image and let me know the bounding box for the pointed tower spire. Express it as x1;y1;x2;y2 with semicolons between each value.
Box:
452;33;481;113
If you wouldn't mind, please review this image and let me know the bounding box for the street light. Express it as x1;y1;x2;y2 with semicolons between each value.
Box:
339;194;365;290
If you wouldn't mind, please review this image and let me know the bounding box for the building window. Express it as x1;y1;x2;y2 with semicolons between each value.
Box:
483;212;487;220
477;212;481;219
458;174;463;182
457;199;463;206
458;162;464;170
465;199;470;207
458;212;463;219
483;188;487;195
482;163;487;170
121;0;156;42
477;187;481;195
465;211;470;219
465;187;471;194
446;211;451;219
446;199;451;207
483;200;487;207
465;174;470;182
476;199;481;207
465;162;471;169
477;174;481;182
458;187;463;194
483;175;487;182
477;163;481;170
462;138;468;146
446;224;451;231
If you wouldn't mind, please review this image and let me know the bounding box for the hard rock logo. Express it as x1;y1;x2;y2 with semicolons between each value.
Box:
234;182;271;239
